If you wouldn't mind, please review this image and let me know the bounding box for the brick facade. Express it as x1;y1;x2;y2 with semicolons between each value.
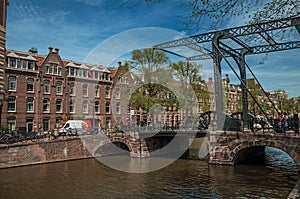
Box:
0;0;8;128
2;46;117;132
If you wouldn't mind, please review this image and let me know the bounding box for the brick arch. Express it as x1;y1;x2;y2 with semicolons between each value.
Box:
230;140;299;171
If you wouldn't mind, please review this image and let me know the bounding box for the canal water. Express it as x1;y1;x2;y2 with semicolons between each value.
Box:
0;147;298;199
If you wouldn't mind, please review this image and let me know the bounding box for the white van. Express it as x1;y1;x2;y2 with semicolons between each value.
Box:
58;120;88;135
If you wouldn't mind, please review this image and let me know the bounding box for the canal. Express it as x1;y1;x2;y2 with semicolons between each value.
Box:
0;147;298;198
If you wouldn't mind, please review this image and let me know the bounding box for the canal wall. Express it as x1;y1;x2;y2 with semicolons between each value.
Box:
0;138;92;169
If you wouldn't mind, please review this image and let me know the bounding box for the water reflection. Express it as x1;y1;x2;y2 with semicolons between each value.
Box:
0;147;298;199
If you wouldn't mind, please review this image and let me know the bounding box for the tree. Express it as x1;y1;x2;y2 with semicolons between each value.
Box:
170;61;209;113
129;48;169;74
127;49;177;125
181;0;300;32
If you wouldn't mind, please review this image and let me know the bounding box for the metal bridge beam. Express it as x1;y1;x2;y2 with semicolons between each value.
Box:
212;32;225;130
153;17;300;50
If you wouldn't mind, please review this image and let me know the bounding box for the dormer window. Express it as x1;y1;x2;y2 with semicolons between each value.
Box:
17;59;21;69
9;58;16;68
94;71;99;79
46;63;60;75
83;70;87;77
70;67;75;76
78;69;83;77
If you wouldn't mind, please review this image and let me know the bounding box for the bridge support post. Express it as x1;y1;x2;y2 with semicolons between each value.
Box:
237;49;249;129
212;32;225;130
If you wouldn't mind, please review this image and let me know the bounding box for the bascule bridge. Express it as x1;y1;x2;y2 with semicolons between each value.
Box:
152;16;300;168
77;16;300;171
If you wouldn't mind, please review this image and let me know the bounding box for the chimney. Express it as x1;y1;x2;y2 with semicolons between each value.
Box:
54;47;59;54
28;47;38;55
225;74;230;83
48;46;53;53
118;61;122;68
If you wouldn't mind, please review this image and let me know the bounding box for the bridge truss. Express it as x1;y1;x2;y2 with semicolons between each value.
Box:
153;16;300;130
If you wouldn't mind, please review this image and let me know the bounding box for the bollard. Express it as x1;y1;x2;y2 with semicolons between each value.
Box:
294;113;299;134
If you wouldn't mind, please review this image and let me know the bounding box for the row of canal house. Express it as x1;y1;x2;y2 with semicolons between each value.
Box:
2;46;129;132
2;46;203;133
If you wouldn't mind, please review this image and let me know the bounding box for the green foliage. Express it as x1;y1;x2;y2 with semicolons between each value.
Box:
129;48;169;73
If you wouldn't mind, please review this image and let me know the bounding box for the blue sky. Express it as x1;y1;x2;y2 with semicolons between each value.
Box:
5;0;300;97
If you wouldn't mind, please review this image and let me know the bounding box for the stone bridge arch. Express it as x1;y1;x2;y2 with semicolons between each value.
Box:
231;140;299;168
209;131;300;171
81;133;149;158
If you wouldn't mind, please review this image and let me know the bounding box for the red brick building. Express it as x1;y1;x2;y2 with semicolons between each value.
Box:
2;47;116;132
0;0;9;128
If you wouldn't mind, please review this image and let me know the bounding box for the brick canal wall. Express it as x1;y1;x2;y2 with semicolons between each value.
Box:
0;138;92;169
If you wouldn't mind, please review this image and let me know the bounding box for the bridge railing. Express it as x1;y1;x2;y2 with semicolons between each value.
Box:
195;111;300;134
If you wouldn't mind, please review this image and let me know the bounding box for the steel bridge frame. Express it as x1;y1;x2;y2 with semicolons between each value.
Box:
153;16;300;129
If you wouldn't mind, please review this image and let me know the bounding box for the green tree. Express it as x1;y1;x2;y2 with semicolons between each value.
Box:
129;48;169;74
170;61;209;113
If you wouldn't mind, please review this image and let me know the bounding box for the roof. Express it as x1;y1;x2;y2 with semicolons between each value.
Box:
6;50;45;66
6;49;114;75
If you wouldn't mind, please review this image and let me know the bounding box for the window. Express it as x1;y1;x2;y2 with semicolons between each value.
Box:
70;67;75;76
44;80;50;94
78;69;83;77
57;67;61;75
120;77;128;84
94;101;100;114
56;81;62;95
105;73;109;80
116;102;121;114
7;118;16;131
9;58;16;68
8;97;16;112
46;63;59;75
26;98;34;112
56;100;62;113
83;70;87;77
70;100;75;113
8;77;16;91
116;88;120;99
49;65;52;74
43;98;50;113
83;84;88;97
54;65;58;75
27;78;34;92
43;118;50;131
94;72;99;79
26;119;33;132
83;100;88;114
70;83;75;96
105;87;110;98
28;61;34;70
17;59;21;68
106;102;110;114
94;85;99;97
22;60;27;69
